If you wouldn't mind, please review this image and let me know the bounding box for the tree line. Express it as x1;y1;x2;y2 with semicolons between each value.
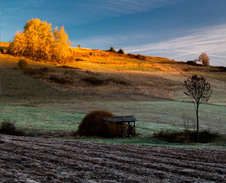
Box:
9;18;72;62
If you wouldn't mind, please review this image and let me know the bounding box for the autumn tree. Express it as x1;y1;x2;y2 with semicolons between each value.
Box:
9;31;26;56
9;18;72;62
198;53;210;66
52;26;72;61
184;75;212;140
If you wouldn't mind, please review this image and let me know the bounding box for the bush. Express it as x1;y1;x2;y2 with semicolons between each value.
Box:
118;48;124;54
0;120;25;136
76;58;84;61
153;129;220;143
77;110;123;138
109;47;116;52
49;75;74;84
186;61;197;65
136;54;146;61
81;77;106;86
17;59;28;69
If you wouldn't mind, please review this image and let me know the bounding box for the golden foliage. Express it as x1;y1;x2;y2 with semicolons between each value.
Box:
9;18;72;63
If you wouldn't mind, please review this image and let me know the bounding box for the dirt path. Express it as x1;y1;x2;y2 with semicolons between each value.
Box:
0;135;225;182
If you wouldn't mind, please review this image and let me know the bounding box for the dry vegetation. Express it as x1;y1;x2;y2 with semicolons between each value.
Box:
0;41;225;104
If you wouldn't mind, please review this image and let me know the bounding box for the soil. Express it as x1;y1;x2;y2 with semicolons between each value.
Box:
0;135;225;182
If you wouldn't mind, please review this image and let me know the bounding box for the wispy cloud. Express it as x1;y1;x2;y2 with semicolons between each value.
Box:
78;0;179;17
125;24;226;66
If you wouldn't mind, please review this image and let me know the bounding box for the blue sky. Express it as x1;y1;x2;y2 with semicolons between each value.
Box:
1;0;226;66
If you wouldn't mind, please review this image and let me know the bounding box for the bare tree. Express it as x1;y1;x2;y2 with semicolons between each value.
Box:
184;75;212;140
198;53;210;66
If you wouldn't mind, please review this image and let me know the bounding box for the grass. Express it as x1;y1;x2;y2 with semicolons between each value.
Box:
98;101;226;134
0;101;225;148
0;104;83;132
66;57;176;72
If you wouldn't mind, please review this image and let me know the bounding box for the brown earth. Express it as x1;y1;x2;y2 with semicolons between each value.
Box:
0;135;225;182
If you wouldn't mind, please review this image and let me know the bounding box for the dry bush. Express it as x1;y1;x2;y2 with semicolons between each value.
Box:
109;46;116;52
77;110;123;138
135;54;146;61
82;76;129;86
17;59;28;69
153;129;220;143
0;120;25;136
107;78;129;85
76;58;84;61
49;75;74;84
81;77;107;86
186;61;197;65
118;48;124;54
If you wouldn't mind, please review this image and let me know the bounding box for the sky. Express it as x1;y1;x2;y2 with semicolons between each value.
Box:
1;0;226;66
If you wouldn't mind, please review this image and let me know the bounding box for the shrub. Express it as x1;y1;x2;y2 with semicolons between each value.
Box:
77;110;122;138
153;129;220;143
109;47;116;52
2;48;8;54
76;58;84;61
81;77;106;86
136;54;146;61
186;61;197;65
17;59;28;69
0;120;25;136
118;48;124;54
49;75;74;84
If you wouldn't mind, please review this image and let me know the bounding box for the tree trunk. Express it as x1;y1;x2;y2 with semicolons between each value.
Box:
196;104;199;141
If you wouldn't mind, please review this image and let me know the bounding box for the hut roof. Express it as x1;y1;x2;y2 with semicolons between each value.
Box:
103;116;136;123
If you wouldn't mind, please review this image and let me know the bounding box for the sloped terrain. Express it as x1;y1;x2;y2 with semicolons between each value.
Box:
0;135;225;182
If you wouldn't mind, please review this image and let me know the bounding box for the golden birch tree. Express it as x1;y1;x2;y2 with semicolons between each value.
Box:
52;26;72;61
9;18;72;62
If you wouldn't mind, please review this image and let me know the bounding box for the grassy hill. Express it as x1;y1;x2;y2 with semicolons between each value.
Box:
0;41;225;146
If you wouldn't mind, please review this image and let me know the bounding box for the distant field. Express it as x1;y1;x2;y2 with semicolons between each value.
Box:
0;42;10;48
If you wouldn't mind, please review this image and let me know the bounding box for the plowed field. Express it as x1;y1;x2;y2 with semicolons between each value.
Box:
0;135;225;182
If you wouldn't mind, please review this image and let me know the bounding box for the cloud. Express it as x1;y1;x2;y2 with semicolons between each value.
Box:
77;0;179;17
125;24;226;66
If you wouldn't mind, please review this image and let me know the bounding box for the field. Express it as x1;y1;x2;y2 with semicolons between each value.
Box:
0;54;225;149
0;43;226;182
0;135;225;182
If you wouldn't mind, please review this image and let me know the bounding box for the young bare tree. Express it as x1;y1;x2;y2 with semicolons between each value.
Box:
184;75;212;140
198;53;210;66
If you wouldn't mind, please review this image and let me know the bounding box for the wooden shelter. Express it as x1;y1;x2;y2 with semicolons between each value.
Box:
103;116;136;137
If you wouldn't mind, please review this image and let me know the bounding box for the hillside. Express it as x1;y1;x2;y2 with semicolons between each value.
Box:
0;41;226;138
0;42;225;103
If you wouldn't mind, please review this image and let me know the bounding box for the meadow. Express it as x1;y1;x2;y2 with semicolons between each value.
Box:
0;43;226;148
